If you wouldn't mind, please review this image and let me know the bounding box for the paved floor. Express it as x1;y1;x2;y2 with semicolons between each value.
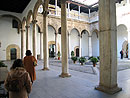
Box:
3;58;130;98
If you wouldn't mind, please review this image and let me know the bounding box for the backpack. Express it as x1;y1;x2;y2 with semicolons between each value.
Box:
8;76;24;92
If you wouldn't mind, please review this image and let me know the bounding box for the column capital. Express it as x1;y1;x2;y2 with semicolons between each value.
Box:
43;10;49;17
32;20;37;24
25;25;30;29
20;29;26;32
88;35;92;37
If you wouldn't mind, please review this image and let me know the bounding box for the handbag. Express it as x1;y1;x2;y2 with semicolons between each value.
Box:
32;56;37;66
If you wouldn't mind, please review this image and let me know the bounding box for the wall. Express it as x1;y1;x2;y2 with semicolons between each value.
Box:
81;31;89;57
0;17;21;60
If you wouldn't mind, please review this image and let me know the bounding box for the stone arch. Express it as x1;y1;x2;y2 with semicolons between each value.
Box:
117;24;128;57
81;29;89;57
6;44;20;60
81;30;90;37
92;29;99;57
48;41;60;53
33;0;43;20
27;10;33;25
92;29;99;38
22;17;27;29
70;28;80;36
48;25;56;33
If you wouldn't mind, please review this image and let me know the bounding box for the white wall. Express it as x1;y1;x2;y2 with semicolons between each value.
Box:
70;29;80;55
116;4;130;58
81;31;89;57
0;17;21;60
48;25;55;42
117;25;128;57
92;32;99;57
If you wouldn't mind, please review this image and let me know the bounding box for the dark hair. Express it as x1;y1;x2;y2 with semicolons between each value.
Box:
10;59;23;69
25;50;32;56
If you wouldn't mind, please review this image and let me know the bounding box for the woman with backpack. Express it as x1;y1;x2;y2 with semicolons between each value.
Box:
4;59;32;98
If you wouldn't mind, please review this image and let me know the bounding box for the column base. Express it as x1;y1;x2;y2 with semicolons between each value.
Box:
59;73;71;78
95;85;122;94
42;67;49;71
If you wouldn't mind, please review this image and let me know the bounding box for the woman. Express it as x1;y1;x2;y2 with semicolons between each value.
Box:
23;50;37;83
4;59;32;98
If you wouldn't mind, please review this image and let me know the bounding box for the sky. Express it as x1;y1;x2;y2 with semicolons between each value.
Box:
72;0;99;6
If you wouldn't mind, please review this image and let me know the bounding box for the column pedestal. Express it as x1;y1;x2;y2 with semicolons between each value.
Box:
59;73;71;78
95;85;122;94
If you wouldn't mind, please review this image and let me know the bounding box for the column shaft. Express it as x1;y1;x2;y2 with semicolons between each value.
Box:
95;0;122;94
59;0;71;78
55;0;57;15
32;20;37;59
40;32;43;59
55;33;58;58
21;29;26;59
79;36;81;57
88;36;92;57
26;26;30;50
43;13;49;70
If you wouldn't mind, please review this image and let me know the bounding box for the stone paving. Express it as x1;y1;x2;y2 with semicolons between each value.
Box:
2;58;130;98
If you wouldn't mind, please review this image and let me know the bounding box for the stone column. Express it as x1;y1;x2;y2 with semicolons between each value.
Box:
78;6;80;19
21;29;26;59
55;33;58;58
25;25;30;50
43;11;49;70
55;0;57;15
59;0;71;78
88;36;92;57
68;33;71;58
95;0;122;94
68;3;70;17
32;20;37;59
79;36;82;57
88;8;91;22
40;32;43;59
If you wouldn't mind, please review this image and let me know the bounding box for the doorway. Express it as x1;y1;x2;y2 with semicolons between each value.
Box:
49;44;55;57
10;48;17;60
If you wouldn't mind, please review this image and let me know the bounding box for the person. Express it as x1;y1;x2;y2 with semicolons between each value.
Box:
4;59;32;98
120;49;123;59
23;50;37;84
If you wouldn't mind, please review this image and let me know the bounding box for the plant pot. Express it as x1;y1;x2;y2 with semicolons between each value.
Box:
93;63;96;67
58;57;60;60
73;61;76;64
81;63;84;65
0;67;8;82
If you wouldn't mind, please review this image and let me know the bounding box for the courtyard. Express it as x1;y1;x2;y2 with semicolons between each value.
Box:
2;58;130;98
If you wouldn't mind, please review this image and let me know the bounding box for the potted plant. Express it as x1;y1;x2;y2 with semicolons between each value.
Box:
71;51;74;57
90;57;98;67
0;61;8;82
57;51;61;60
71;56;78;64
79;57;86;65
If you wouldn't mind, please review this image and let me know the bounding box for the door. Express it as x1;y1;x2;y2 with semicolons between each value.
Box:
10;48;17;60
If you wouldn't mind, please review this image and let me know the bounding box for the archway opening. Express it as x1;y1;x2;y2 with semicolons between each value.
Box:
49;44;55;57
10;48;17;60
